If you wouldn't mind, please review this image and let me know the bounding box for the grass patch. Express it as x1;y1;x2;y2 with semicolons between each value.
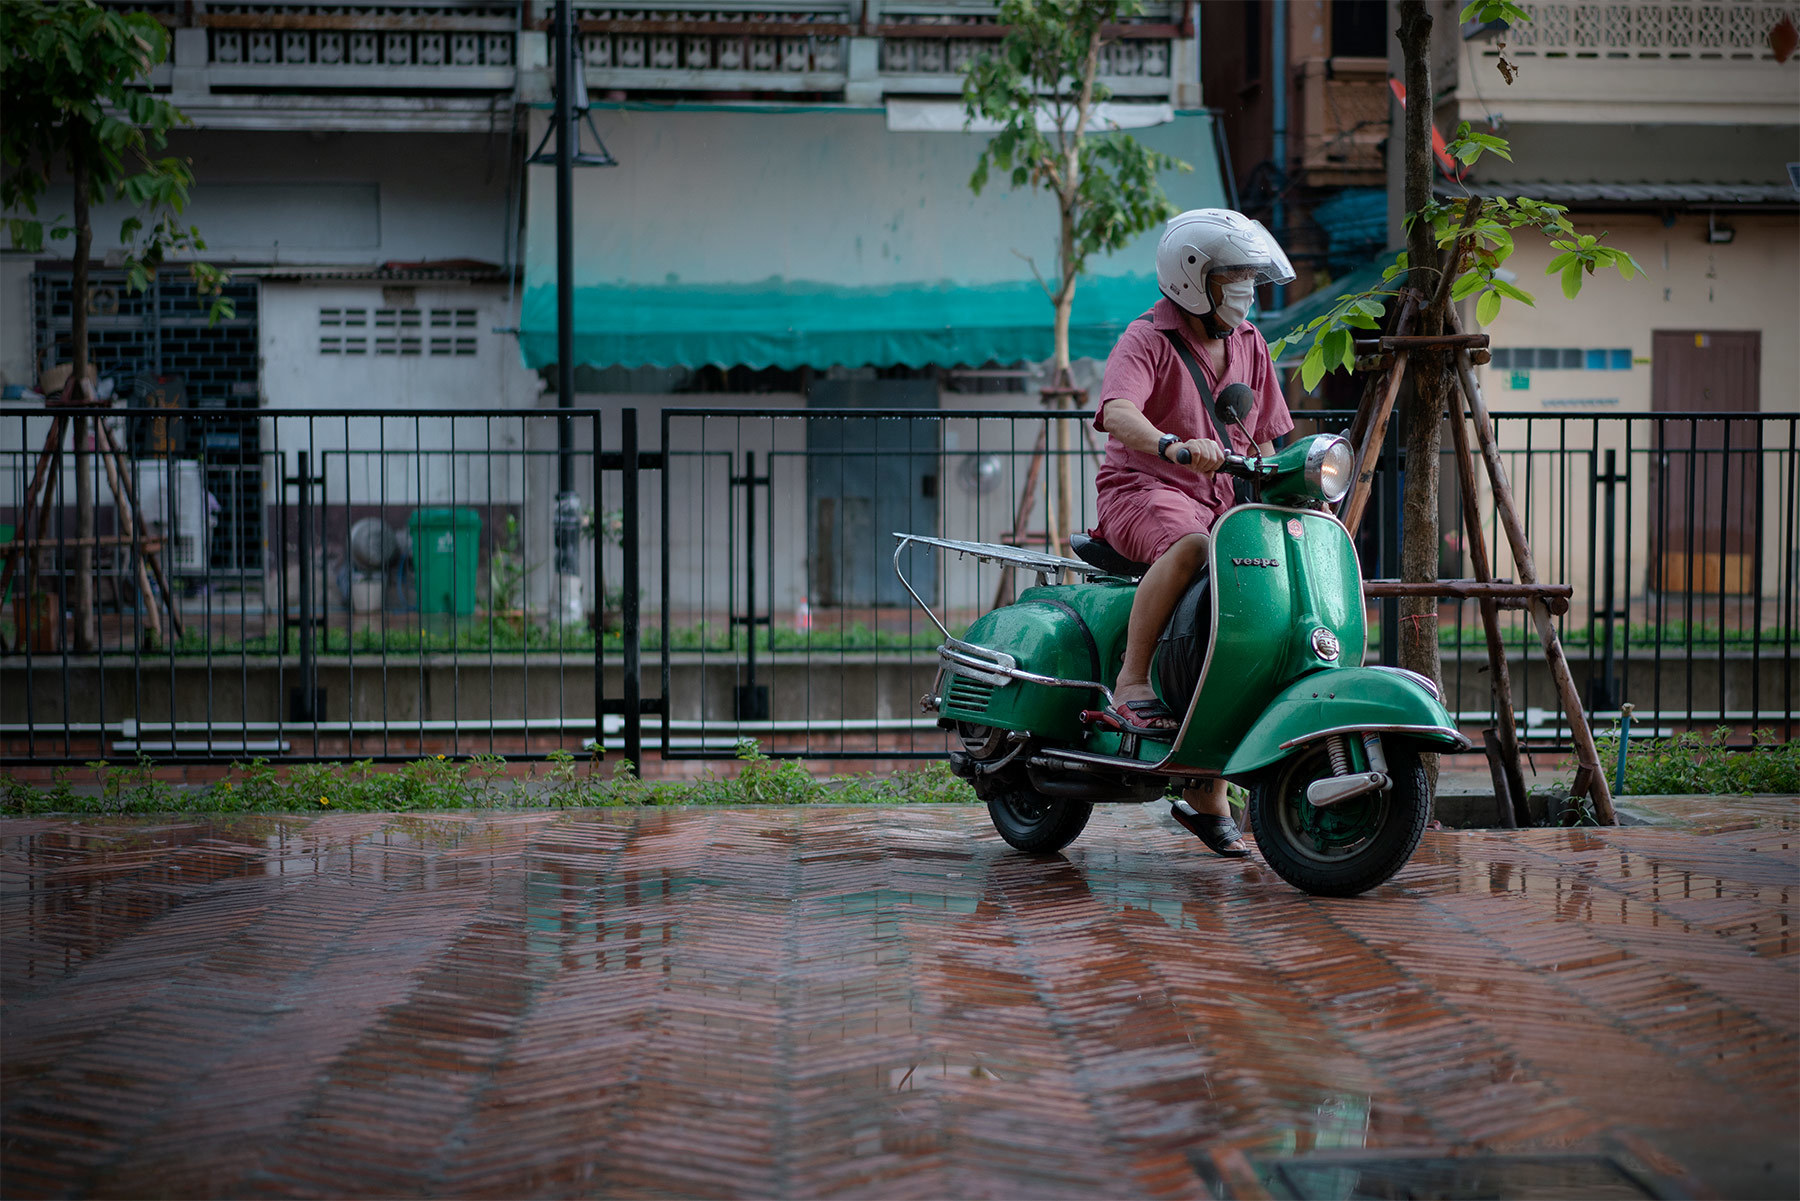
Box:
0;741;979;818
159;620;960;658
1592;726;1800;797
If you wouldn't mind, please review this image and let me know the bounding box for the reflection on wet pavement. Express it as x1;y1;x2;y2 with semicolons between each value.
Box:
2;803;1795;1198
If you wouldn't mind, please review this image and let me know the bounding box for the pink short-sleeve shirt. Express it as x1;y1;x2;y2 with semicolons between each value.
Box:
1091;298;1294;564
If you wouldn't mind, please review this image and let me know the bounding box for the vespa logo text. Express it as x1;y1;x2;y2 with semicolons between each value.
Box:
1230;557;1280;568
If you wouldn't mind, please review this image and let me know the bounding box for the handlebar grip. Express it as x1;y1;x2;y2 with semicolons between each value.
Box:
1174;446;1192;465
1218;455;1256;480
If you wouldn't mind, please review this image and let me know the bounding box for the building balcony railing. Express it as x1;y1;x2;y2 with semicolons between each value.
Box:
113;1;1194;120
201;3;518;90
1493;0;1793;59
1456;0;1799;124
1295;56;1389;185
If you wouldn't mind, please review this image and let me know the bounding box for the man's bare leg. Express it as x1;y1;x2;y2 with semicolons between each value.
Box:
1111;531;1208;729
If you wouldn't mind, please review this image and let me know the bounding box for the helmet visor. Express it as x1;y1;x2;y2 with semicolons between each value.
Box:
1212;218;1296;287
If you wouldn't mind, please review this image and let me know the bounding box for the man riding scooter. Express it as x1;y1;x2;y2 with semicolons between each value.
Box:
1089;209;1298;857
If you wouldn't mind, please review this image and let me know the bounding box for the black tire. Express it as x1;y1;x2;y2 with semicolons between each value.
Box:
982;782;1093;854
1247;739;1432;897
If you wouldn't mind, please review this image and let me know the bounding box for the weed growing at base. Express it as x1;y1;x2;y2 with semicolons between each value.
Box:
0;740;977;817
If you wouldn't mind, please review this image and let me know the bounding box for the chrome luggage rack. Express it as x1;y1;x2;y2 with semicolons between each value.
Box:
890;533;1104;640
892;533;1115;711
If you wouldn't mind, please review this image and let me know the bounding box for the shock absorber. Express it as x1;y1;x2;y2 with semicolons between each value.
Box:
1307;733;1391;809
1327;734;1354;776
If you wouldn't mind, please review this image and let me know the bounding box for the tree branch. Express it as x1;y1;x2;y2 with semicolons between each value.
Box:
1427;197;1484;326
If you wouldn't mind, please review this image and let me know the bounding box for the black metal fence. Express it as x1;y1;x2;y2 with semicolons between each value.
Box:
1;405;639;764
3;403;1794;765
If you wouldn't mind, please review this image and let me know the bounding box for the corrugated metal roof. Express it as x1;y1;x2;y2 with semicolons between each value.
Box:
1438;181;1798;206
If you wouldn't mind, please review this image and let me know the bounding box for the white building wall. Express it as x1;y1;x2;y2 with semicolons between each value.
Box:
1465;213;1798;614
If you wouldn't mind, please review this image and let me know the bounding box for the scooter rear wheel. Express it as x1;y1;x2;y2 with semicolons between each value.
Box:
983;783;1093;855
1247;740;1431;897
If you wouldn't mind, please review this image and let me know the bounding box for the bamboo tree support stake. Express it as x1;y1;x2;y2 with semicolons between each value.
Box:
0;415;67;607
1338;291;1419;535
994;426;1049;610
92;421;163;647
1447;306;1616;823
1445;368;1529;826
94;418;182;641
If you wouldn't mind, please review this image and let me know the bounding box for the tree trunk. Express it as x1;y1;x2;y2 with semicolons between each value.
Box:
1397;0;1442;778
70;142;97;653
1048;215;1077;561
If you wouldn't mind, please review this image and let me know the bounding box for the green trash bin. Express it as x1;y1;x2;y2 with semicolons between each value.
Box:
408;508;481;616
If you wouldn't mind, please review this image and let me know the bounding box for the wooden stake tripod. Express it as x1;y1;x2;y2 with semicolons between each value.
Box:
1338;292;1616;825
0;387;185;650
991;379;1106;610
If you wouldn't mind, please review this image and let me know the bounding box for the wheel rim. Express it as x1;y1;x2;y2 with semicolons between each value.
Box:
1272;747;1392;864
995;789;1055;827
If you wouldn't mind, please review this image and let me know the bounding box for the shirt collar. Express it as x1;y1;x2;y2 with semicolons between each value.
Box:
1151;296;1258;342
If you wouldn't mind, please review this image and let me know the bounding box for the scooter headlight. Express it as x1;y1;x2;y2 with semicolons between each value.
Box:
1306;436;1355;503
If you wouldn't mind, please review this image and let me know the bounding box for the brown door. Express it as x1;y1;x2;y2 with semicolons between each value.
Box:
1649;330;1760;594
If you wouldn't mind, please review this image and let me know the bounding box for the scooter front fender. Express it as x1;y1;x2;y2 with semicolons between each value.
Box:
1222;667;1470;778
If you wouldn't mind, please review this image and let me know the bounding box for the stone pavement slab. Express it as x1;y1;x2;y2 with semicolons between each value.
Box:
2;803;1795;1199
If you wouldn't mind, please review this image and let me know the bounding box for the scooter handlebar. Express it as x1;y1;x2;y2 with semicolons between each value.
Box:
1169;448;1263;478
1217;453;1260;480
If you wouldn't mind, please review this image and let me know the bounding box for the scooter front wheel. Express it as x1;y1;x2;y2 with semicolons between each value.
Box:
982;782;1093;855
1247;740;1431;897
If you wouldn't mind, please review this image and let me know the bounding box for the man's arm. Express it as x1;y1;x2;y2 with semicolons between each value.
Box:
1100;398;1226;474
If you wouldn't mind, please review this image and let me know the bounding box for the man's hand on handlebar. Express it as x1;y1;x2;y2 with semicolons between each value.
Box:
1167;437;1227;474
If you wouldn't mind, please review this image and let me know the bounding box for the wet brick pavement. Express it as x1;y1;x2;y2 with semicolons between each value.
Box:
2;801;1795;1198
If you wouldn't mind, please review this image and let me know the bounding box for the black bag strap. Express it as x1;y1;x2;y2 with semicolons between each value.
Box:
1158;328;1241;455
1159;327;1255;506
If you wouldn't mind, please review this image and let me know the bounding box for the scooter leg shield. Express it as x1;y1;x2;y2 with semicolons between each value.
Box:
1221;667;1470;779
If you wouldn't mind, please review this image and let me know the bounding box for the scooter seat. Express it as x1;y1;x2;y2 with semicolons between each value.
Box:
1069;533;1151;580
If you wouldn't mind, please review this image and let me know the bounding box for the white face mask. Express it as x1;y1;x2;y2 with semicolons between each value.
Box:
1210;278;1257;330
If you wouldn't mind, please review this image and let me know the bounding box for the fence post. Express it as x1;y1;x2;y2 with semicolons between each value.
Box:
621;407;643;770
733;449;769;721
592;411;606;764
290;450;319;723
1588;447;1625;712
1379;420;1401;665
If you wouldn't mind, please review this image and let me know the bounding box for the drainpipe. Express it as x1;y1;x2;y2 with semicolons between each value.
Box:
1270;0;1287;310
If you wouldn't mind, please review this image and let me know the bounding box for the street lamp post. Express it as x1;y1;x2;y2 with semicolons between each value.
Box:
530;0;616;626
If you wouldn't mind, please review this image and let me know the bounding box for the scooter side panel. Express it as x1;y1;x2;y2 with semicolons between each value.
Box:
1221;667;1468;777
939;583;1135;741
1170;507;1368;769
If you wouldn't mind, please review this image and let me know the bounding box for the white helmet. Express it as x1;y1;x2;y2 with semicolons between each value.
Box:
1156;209;1296;317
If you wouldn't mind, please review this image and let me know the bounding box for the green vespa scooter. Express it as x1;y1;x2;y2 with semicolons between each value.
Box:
896;385;1469;897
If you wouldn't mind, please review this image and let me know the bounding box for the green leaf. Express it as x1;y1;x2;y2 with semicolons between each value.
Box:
1476;288;1502;326
1492;278;1535;304
1451;271;1486;301
1300;342;1328;392
1321;327;1353;375
1561;261;1584;299
1545;250;1578;273
1615;251;1642;281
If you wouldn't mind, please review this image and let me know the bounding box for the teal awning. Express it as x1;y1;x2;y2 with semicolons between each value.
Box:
519;105;1226;371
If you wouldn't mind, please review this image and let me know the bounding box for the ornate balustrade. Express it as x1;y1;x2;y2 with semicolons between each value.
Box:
1490;0;1798;58
99;1;1196;113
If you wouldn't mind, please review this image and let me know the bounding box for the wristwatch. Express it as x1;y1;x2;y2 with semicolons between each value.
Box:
1156;433;1181;462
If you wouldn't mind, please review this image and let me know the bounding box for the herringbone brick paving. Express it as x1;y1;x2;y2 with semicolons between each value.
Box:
2;801;1794;1198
